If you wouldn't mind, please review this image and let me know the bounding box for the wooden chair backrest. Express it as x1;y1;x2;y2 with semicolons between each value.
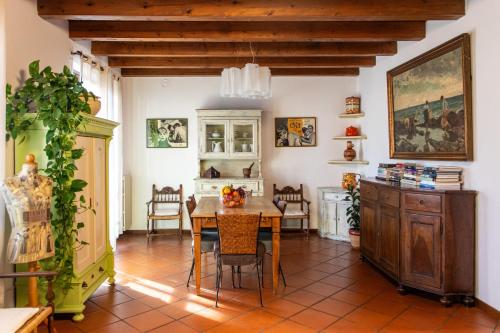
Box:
273;184;304;209
186;195;197;223
152;184;183;212
216;213;261;255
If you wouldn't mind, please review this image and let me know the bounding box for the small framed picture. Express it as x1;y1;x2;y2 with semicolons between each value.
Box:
146;118;188;148
275;117;317;147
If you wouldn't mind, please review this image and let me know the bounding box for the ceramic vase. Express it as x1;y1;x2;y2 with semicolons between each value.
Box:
344;141;357;161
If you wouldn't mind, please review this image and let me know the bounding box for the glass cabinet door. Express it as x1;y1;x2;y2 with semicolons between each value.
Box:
200;120;229;157
230;120;258;157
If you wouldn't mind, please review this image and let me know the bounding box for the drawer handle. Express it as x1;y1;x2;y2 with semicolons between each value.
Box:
99;267;104;273
241;185;247;189
211;185;217;189
91;274;94;279
82;281;88;288
419;200;425;205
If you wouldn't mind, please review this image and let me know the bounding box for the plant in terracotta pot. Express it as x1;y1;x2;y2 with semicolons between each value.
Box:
346;184;361;249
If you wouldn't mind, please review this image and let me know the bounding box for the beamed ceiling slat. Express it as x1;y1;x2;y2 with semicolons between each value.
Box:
38;0;465;21
69;21;426;42
120;68;360;77
92;41;397;57
108;56;376;68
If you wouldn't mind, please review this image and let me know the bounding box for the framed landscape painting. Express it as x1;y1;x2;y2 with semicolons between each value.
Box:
387;34;473;160
146;118;188;148
275;117;317;147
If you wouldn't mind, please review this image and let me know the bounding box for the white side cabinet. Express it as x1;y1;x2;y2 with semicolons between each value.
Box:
317;187;351;242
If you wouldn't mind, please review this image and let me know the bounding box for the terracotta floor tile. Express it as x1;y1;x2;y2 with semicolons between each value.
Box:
157;298;208;319
180;306;241;331
108;299;152;319
343;308;394;330
226;308;283;330
330;289;374;306
55;235;498;333
437;317;496;333
324;318;378;333
289;308;339;330
452;306;500;328
124;309;174;331
74;309;121;332
362;296;410;317
320;274;355;288
264;298;307;318
302;281;342;296
283;289;326;307
312;298;357;317
87;321;139;333
264;319;317;333
148;321;198;333
92;291;133;308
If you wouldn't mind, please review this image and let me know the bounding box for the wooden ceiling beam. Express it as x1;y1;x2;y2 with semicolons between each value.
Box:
70;21;425;42
108;56;375;68
120;68;360;77
92;41;397;57
38;0;465;21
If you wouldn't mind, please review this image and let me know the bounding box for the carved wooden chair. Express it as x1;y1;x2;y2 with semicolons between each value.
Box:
214;213;265;307
0;271;56;333
273;184;311;237
146;184;183;242
185;195;218;287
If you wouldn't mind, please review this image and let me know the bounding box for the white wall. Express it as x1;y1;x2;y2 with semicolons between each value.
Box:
359;0;500;310
122;76;359;231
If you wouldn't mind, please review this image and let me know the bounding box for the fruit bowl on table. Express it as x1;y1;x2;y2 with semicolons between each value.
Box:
220;186;246;208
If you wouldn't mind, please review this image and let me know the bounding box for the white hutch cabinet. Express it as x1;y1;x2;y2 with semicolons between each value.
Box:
317;187;351;242
195;110;264;196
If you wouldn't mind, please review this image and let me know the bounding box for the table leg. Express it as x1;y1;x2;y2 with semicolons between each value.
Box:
193;218;202;294
272;217;281;294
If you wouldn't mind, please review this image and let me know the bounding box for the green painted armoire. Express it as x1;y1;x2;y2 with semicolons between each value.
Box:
15;114;118;321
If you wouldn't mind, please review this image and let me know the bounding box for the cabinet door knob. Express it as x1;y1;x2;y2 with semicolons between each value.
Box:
419;199;425;205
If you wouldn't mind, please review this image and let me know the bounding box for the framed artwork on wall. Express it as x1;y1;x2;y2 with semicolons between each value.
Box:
387;33;473;161
275;117;317;147
146;118;188;148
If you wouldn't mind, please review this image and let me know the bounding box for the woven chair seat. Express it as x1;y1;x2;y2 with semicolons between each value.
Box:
0;307;48;333
149;208;180;219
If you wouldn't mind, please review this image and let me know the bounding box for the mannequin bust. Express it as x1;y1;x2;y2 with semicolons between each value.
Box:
0;154;54;264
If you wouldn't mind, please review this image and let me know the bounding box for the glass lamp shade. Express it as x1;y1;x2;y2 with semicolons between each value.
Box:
258;66;272;99
241;63;272;99
220;67;242;98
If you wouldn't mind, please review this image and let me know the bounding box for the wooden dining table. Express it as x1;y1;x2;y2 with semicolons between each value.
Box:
191;196;283;294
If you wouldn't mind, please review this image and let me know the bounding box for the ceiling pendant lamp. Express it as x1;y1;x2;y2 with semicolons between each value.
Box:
219;43;272;99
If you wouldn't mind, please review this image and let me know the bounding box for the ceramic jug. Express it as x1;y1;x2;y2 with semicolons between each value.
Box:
212;141;223;153
241;143;249;152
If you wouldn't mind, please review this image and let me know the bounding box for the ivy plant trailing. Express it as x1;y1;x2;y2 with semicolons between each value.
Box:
6;60;95;293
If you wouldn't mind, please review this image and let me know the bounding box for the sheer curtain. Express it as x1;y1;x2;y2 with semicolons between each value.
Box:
108;76;124;248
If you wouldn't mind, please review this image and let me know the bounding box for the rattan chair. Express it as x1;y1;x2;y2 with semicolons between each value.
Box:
0;271;56;333
273;184;311;237
214;213;265;307
146;184;183;242
259;200;287;287
185;195;218;287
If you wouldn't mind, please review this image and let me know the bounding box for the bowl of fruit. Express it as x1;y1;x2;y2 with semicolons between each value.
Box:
220;185;246;208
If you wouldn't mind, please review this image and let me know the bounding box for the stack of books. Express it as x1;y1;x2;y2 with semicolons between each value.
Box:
376;163;396;181
435;166;463;190
419;167;438;189
401;164;424;187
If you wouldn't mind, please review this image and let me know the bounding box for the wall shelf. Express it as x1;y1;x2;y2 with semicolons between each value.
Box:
338;112;365;118
333;135;367;140
328;160;369;165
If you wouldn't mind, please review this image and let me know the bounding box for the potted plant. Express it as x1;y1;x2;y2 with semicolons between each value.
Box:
346;184;361;248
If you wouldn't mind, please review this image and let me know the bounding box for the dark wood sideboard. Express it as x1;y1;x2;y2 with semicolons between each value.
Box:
360;179;476;306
